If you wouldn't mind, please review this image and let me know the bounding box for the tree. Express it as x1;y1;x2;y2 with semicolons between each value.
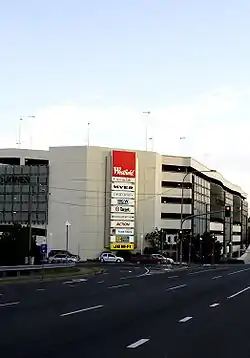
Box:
0;224;37;265
200;232;222;264
144;228;165;253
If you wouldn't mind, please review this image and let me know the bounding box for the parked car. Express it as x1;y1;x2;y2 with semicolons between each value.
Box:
151;254;174;265
48;250;80;261
49;254;78;264
130;254;165;265
99;253;124;263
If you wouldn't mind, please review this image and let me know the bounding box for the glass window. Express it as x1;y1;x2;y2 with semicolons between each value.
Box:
5;185;13;193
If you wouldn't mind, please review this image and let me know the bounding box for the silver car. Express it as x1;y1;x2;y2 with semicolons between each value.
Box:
49;254;78;264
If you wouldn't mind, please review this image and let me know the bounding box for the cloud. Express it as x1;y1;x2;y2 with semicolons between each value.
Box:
7;86;250;195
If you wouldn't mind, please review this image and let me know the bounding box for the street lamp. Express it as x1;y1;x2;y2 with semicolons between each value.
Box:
65;221;71;252
179;169;216;264
200;236;203;264
142;111;151;151
17;115;35;149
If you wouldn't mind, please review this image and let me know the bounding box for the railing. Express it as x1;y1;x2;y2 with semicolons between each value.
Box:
0;263;76;278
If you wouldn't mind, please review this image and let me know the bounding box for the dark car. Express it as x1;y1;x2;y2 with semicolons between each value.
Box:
130;254;164;265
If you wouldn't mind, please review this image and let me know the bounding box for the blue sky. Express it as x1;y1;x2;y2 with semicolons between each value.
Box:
1;0;250;193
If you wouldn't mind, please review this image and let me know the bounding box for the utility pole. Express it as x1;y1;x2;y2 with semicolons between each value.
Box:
28;185;33;264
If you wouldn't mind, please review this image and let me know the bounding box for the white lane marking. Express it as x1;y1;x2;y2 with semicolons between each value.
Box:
179;316;193;323
137;267;150;277
167;284;187;291
0;301;20;307
108;284;129;289
0;293;3;296
36;288;45;291
97;280;105;284
212;275;222;280
127;338;150;349
168;275;179;279
227;286;250;299
209;303;220;308
189;268;218;275
228;268;250;276
60;304;104;317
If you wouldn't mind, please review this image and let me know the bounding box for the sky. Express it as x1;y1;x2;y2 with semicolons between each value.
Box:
1;0;250;195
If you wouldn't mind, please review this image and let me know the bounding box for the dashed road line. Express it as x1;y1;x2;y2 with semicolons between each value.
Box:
189;268;218;275
227;286;250;299
212;275;222;280
127;339;150;349
227;268;250;276
179;316;193;323
168;275;179;279
0;301;20;307
36;288;45;291
108;284;129;289
60;304;104;317
97;280;105;284
209;303;220;308
167;284;187;291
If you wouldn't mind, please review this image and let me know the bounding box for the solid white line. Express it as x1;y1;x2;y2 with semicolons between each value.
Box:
0;301;20;307
209;303;220;308
127;338;150;349
179;316;192;323
189;268;218;275
108;284;129;289
228;268;250;276
168;275;179;279
227;286;250;299
167;284;187;291
212;275;222;280
60;304;104;317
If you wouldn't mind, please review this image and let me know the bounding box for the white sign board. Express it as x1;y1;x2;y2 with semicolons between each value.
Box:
111;221;135;228
111;198;135;206
111;205;135;213
111;183;135;192
111;191;135;198
110;213;135;220
110;228;134;235
112;177;136;183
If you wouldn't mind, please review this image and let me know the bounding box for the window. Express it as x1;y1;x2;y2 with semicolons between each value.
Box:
161;197;192;204
161;213;190;219
161;181;192;189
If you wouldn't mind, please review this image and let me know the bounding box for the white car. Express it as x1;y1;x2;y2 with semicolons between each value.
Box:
100;253;124;263
152;254;174;264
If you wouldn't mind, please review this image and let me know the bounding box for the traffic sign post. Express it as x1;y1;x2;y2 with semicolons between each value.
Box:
40;244;47;254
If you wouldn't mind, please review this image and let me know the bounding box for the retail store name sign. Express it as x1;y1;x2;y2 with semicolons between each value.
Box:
0;175;30;185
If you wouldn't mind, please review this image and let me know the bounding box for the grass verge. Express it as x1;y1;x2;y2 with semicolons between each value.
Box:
0;267;104;285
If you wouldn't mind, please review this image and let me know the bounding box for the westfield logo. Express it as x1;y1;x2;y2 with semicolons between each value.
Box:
113;167;135;176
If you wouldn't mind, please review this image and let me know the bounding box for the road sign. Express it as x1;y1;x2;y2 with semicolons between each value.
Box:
40;244;47;254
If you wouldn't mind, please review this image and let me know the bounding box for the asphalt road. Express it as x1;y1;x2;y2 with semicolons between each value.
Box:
1;264;250;357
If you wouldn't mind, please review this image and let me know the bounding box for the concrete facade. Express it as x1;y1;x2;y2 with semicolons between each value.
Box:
0;146;247;259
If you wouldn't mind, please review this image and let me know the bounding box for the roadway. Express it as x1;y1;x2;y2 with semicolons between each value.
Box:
1;264;250;357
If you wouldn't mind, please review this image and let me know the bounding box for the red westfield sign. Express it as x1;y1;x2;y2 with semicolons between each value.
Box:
112;151;136;178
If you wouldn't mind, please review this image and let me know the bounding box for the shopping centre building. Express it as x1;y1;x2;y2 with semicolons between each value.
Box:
0;146;247;259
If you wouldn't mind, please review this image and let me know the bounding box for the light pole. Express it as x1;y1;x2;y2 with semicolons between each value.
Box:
142;111;151;151
17;115;35;149
65;221;71;252
179;169;216;264
212;233;216;264
200;237;203;264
